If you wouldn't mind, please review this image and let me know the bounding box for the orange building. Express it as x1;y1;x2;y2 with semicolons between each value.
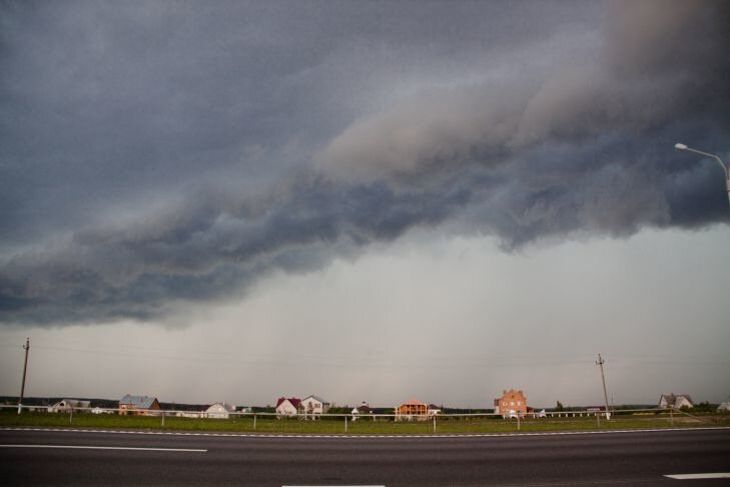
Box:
494;389;527;418
395;398;428;421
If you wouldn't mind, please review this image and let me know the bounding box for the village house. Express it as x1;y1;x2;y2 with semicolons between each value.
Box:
275;397;302;418
205;402;236;419
300;395;330;419
118;394;161;416
395;398;428;421
47;399;91;413
351;401;373;421
428;404;442;416
658;393;694;410
494;389;528;418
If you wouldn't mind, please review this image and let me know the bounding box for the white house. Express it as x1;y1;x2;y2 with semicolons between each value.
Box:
205;402;236;419
659;393;694;409
48;399;91;413
275;397;302;418
301;395;330;419
717;402;730;412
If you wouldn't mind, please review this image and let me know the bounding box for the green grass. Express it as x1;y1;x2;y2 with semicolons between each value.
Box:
1;410;728;435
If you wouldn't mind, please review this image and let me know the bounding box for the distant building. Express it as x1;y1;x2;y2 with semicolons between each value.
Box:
427;404;442;416
118;394;161;416
395;398;428;421
351;401;372;421
275;397;302;418
205;402;236;419
301;395;330;419
717;402;730;412
48;399;91;413
356;401;371;415
658;393;693;410
495;389;528;418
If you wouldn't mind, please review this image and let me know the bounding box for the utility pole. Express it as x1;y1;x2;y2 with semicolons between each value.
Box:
17;338;30;415
596;353;610;420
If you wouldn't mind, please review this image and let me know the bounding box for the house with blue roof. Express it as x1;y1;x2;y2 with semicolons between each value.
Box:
118;394;161;416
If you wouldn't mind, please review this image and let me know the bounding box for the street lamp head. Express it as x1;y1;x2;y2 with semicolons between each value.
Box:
674;143;688;150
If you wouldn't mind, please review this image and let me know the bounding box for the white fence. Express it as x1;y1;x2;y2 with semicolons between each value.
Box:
3;403;724;433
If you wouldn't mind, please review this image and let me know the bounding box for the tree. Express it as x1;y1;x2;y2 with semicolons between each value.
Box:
556;401;565;411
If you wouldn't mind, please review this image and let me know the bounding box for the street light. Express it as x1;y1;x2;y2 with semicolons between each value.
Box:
674;143;730;208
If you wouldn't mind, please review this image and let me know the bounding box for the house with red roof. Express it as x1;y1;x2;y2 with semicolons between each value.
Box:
275;397;302;418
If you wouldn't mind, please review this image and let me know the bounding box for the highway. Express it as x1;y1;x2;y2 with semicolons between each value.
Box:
2;427;729;486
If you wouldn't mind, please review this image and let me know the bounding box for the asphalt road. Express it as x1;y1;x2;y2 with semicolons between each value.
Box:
1;427;729;486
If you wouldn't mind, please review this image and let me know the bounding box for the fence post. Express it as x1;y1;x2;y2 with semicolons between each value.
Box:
161;410;165;427
669;407;674;426
344;415;348;433
253;413;257;430
432;415;436;433
516;414;520;431
69;408;73;424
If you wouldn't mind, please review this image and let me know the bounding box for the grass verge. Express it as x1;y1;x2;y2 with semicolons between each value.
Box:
2;410;729;435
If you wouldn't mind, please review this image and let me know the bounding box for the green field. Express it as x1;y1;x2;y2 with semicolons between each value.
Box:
2;410;728;435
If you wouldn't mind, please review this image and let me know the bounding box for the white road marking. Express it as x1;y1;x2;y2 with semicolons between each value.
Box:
1;425;728;440
664;473;730;480
0;444;207;452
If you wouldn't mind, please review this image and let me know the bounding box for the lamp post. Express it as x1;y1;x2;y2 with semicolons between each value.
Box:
674;143;730;208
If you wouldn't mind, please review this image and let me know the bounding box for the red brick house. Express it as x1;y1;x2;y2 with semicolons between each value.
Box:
395;398;428;421
494;389;527;418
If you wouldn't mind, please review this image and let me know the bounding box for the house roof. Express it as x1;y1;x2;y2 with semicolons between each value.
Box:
660;393;693;406
276;397;301;408
53;399;90;408
400;398;426;406
303;395;329;404
206;402;235;412
119;394;158;409
499;389;526;398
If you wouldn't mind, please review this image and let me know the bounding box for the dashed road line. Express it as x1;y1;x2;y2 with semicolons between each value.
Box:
664;473;730;480
1;426;729;440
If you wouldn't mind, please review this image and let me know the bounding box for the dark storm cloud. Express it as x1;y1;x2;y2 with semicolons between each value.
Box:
1;0;728;325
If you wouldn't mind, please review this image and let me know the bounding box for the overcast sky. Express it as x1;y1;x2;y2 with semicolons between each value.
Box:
1;0;729;409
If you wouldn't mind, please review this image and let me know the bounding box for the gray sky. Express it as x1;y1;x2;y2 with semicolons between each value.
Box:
1;0;729;408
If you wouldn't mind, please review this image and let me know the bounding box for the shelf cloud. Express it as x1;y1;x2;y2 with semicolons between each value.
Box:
1;0;728;326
